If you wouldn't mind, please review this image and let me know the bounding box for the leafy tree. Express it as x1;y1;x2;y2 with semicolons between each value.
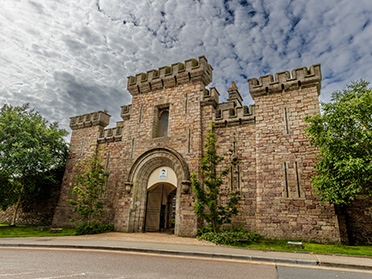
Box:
69;149;109;225
0;104;68;225
191;123;239;232
305;80;372;205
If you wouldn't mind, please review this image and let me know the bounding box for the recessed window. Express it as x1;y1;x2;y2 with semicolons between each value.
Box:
159;109;169;137
153;105;170;138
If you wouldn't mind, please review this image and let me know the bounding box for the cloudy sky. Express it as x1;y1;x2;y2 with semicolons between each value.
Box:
1;0;371;136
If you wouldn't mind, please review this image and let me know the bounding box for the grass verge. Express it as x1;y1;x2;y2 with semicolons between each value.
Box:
240;239;372;257
0;224;76;237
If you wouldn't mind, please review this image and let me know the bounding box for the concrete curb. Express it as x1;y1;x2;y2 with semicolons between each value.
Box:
0;243;318;266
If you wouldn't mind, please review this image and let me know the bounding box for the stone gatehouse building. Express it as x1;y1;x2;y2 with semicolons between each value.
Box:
52;56;347;243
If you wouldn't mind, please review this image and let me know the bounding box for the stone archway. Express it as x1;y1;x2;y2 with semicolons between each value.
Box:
126;148;193;236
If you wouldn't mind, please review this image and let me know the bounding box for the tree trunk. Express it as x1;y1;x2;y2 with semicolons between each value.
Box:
10;184;24;226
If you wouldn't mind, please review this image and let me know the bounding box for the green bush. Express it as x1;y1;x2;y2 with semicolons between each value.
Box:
198;227;261;245
75;222;114;235
197;227;211;236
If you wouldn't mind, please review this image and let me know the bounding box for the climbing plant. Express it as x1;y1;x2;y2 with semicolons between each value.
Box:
191;122;239;232
69;149;109;225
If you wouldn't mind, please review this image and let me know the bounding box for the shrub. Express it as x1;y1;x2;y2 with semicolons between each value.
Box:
75;222;114;235
197;227;211;236
198;228;262;245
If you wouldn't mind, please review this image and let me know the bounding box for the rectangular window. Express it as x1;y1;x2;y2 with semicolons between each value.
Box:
153;104;170;138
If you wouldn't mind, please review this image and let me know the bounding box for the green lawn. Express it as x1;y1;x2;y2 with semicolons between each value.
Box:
0;224;76;237
241;239;372;257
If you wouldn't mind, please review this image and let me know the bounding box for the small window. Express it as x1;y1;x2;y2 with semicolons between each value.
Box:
153;105;170;138
158;109;169;137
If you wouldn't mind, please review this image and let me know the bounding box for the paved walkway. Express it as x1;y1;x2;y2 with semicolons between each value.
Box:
1;232;372;270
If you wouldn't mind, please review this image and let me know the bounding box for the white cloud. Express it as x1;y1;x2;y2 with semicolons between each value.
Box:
0;0;371;134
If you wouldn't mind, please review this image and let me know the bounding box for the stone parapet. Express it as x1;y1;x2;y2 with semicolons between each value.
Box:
127;56;213;95
98;122;124;143
214;104;255;127
248;64;321;98
200;87;220;107
69;111;110;130
121;104;131;120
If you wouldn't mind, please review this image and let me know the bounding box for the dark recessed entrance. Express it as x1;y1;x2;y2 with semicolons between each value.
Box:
145;183;176;233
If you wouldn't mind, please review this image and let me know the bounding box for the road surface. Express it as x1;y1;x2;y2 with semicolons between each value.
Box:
1;247;372;278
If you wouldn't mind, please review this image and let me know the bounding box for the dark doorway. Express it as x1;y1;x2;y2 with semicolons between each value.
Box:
145;183;176;232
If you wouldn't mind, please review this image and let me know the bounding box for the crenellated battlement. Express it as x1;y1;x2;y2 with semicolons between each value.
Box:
200;87;220;107
214;103;255;127
69;111;110;130
121;104;131;120
98;122;123;143
248;64;321;98
127;56;213;95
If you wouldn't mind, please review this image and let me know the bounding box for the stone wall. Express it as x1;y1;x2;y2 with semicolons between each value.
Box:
344;197;372;245
248;66;343;243
52;57;354;243
0;182;61;226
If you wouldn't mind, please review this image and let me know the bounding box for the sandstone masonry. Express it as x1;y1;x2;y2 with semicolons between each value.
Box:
52;56;347;243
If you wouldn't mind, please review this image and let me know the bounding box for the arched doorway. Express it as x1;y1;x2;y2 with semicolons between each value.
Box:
145;183;176;232
125;148;194;236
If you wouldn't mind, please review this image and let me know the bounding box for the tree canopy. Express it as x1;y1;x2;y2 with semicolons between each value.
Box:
305;80;372;205
0;104;68;225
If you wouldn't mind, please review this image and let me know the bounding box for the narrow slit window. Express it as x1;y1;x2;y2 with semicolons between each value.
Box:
130;138;135;158
283;107;289;134
79;137;85;156
283;162;289;198
295;161;301;198
100;152;110;198
187;129;191;153
185;94;188;114
139;105;143;123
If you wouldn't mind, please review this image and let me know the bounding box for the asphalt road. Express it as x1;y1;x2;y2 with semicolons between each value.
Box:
1;247;372;279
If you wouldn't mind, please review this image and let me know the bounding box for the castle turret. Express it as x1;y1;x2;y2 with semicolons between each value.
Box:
227;81;243;106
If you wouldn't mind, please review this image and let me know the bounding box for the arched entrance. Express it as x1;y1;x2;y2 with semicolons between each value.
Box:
126;148;194;236
145;183;176;232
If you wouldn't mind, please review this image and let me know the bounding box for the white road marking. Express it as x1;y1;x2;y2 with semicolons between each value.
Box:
0;271;37;277
34;273;87;279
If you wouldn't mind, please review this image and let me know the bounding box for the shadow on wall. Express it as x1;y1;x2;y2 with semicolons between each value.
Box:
341;196;372;245
0;172;63;226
